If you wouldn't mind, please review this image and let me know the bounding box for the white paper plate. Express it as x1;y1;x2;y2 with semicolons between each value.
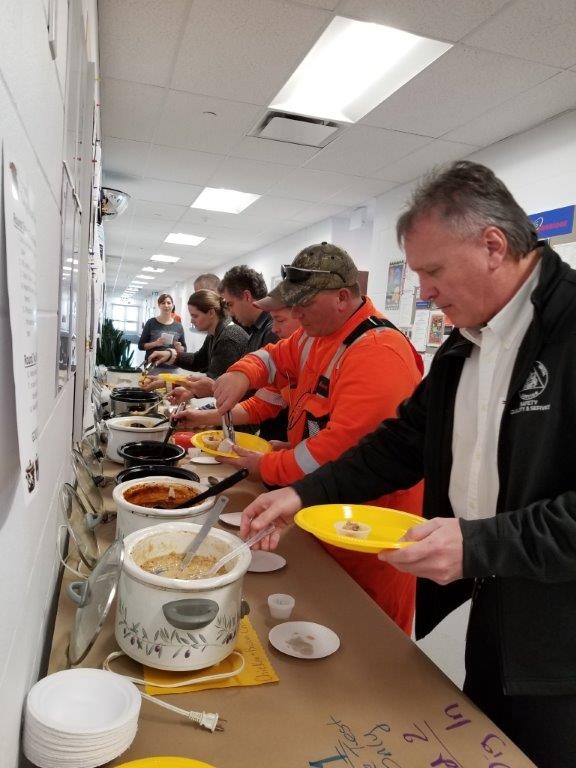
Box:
188;455;220;465
248;550;286;573
268;621;340;659
219;511;242;527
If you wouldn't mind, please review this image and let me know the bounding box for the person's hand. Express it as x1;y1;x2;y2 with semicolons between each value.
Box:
166;385;194;404
219;444;263;480
173;340;185;354
269;440;291;451
190;376;215;398
171;407;216;429
240;486;303;549
214;372;250;412
148;350;171;365
139;375;166;392
378;517;463;585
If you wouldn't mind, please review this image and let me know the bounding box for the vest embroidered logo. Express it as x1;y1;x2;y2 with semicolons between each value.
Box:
511;361;551;414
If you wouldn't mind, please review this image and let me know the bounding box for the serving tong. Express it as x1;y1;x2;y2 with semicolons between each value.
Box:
221;411;235;444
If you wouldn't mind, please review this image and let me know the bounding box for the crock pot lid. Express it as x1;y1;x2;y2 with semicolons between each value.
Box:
68;539;124;665
61;483;100;569
70;449;105;517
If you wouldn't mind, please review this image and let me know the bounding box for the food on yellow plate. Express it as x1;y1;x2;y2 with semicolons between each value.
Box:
123;482;200;509
140;551;220;579
334;520;371;539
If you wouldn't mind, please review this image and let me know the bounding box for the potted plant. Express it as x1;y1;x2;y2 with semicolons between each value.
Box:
96;319;137;371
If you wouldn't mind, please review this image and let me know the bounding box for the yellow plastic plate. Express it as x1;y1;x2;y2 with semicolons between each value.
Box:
117;760;216;768
157;373;190;385
192;430;273;459
295;503;424;553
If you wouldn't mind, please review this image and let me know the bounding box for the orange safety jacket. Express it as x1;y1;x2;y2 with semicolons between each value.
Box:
229;298;424;634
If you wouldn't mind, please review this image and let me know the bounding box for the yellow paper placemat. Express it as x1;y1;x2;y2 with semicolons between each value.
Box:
144;617;278;695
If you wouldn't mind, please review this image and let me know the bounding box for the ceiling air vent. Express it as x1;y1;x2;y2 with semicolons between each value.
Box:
252;111;343;148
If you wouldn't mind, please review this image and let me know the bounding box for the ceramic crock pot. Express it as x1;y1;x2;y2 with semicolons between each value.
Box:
113;476;217;538
105;416;171;463
116;522;251;671
109;388;161;418
117;440;186;468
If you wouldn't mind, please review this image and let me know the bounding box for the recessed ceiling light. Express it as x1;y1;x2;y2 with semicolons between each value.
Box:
151;254;181;263
142;266;165;273
136;275;155;280
191;187;260;214
164;232;206;246
131;281;146;286
269;16;452;123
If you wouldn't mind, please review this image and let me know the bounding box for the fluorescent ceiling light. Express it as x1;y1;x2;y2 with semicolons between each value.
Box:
164;232;206;246
142;266;165;273
269;16;452;123
191;187;260;214
151;254;180;263
136;275;155;280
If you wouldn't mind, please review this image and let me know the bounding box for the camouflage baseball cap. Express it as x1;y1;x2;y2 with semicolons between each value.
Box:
252;283;286;311
269;242;359;307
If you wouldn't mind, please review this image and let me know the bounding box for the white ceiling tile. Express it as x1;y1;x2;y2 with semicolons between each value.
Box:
206;156;295;194
98;0;191;86
171;0;332;103
270;168;364;202
291;202;349;224
335;0;511;41
361;45;560;138
146;145;223;186
306;125;430;175
131;200;189;221
101;138;150;178
444;71;576;146
240;195;315;219
325;177;399;206
156;90;264;153
464;0;576;69
375;139;477;183
229;135;320;165
135;178;204;206
100;78;165;141
289;0;339;9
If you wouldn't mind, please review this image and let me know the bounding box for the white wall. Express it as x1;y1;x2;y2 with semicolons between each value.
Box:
0;1;98;764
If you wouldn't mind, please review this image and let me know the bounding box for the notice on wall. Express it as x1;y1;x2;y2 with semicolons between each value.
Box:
411;299;432;353
3;145;40;501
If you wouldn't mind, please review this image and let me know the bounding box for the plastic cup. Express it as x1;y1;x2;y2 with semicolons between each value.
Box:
268;593;295;620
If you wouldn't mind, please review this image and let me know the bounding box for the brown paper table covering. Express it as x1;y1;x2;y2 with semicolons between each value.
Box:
47;454;536;768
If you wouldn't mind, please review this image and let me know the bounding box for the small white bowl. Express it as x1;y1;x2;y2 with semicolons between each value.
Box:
334;520;371;539
268;593;295;620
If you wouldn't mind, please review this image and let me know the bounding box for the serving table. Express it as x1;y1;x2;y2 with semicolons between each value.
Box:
47;455;535;768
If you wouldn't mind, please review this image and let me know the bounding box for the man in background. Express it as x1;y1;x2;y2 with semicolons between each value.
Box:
194;273;221;292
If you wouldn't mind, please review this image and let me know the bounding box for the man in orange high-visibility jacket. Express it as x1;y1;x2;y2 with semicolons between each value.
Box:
214;242;424;634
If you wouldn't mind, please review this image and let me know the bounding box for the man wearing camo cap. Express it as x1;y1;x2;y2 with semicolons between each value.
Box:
214;241;424;634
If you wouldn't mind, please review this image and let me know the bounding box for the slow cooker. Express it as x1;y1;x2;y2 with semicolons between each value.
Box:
105;416;170;463
116;523;251;670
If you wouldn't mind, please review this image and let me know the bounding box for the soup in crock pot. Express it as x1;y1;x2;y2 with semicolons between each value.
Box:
139;551;220;579
123;482;200;509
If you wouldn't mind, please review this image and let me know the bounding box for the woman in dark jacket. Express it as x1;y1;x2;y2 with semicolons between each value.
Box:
144;290;248;397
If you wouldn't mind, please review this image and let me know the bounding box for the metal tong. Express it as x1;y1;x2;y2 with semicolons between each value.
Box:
221;411;235;445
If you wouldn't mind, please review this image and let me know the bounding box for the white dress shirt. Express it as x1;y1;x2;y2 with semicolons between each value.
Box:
449;260;541;520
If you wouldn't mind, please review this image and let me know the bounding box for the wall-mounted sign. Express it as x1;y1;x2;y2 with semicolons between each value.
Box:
528;205;575;238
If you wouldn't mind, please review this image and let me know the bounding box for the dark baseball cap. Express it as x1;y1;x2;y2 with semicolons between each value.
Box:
253;283;286;311
262;242;359;308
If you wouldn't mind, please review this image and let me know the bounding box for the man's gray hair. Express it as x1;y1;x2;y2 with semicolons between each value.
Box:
396;161;538;259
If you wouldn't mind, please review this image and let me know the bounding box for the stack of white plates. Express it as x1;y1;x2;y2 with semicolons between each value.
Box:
23;668;141;768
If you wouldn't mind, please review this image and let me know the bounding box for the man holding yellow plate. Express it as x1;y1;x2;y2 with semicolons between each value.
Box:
240;161;576;768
